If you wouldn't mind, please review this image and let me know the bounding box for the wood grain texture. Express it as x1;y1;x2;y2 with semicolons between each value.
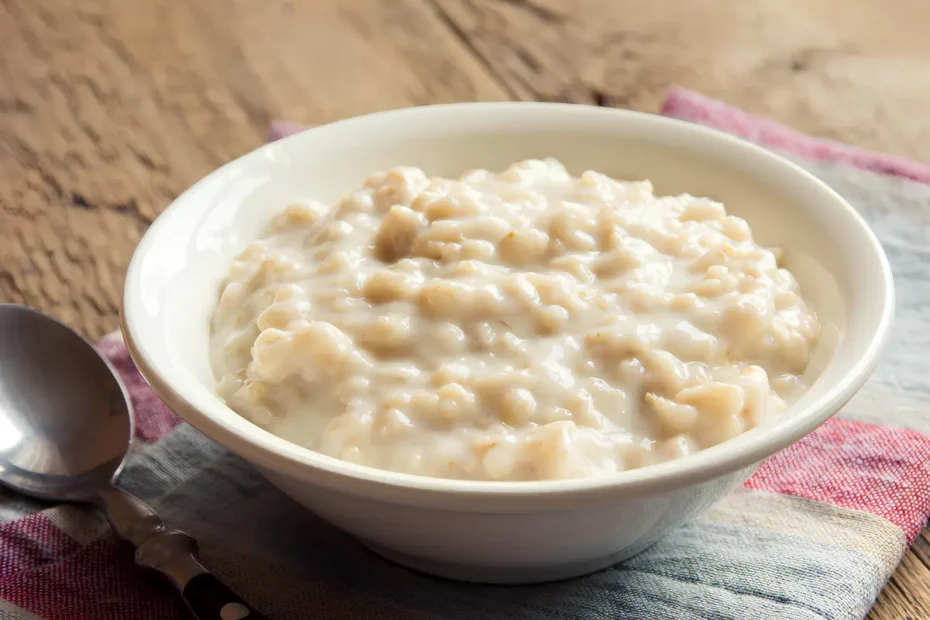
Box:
431;0;930;161
0;0;928;617
0;0;506;338
875;533;930;620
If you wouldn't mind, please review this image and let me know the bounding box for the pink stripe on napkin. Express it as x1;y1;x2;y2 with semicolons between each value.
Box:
97;337;181;443
745;419;930;543
0;514;79;575
1;538;180;620
267;120;308;143
661;87;930;183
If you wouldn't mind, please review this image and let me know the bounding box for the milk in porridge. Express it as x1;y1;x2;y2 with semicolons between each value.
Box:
210;159;819;481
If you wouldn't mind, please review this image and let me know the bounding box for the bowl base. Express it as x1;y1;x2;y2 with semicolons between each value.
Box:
360;539;657;584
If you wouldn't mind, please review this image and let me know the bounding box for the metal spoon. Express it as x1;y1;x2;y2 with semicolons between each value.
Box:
0;304;266;620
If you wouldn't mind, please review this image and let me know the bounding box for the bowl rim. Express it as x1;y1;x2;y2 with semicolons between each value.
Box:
122;101;895;506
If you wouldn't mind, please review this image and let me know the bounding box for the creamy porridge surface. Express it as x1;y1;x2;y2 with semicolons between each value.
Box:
211;159;820;481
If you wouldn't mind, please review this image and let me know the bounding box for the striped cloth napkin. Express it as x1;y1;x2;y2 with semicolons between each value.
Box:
3;89;930;620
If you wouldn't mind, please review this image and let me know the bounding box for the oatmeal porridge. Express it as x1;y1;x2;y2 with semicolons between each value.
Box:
210;159;820;481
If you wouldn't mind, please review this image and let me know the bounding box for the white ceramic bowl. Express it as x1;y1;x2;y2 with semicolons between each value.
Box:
122;103;893;583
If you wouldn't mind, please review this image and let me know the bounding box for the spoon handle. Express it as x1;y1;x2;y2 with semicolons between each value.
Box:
97;488;268;620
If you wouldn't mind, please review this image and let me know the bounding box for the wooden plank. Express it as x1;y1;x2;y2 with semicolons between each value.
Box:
873;542;930;620
431;0;930;162
880;531;930;620
0;0;506;339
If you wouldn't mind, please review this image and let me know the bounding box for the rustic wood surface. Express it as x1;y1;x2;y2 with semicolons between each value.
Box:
1;0;928;616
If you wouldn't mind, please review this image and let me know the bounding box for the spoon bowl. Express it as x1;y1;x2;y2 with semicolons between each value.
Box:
0;304;130;501
0;304;265;620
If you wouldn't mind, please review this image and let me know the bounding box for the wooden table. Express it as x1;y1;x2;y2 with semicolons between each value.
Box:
2;0;928;616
